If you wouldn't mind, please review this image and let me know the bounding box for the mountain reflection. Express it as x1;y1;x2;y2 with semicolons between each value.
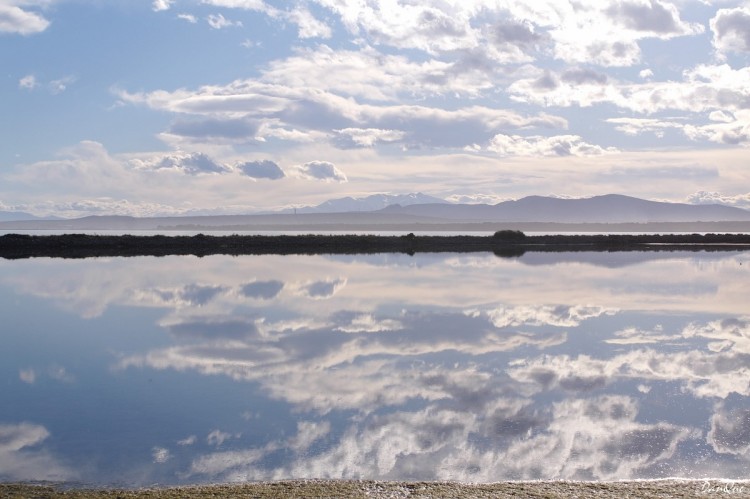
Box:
0;251;749;485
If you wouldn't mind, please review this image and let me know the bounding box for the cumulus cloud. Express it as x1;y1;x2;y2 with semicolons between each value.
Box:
202;0;267;9
509;64;750;138
605;0;698;36
488;134;618;157
686;191;750;210
475;305;617;329
608;110;750;145
48;75;76;94
0;3;50;35
18;74;37;90
207;429;236;447
336;314;403;334
492;20;550;60
236;160;285;179
333;128;405;148
606;117;685;138
19;368;36;384
177;13;197;23
0;423;73;481
284;6;332;39
152;447;172;463
203;0;330;39
131;152;229;175
711;7;750;56
152;0;174;12
709;407;750;456
509;317;750;400
240;280;284;299
16;74;76;94
148;284;229;308
260;44;495;101
207;13;242;29
296;277;347;299
292;161;347;182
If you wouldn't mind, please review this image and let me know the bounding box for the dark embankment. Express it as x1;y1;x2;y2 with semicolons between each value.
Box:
2;232;750;259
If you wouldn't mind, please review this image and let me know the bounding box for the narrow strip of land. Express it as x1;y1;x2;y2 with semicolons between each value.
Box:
1;232;750;259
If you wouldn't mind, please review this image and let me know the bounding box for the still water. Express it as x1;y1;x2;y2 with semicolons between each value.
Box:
1;251;749;486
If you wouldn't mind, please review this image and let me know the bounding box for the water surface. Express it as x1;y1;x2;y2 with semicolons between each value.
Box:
1;251;749;485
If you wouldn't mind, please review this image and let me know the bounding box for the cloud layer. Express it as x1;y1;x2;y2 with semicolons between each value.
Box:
2;0;750;216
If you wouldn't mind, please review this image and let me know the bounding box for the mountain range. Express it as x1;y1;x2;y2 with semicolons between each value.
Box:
1;194;749;231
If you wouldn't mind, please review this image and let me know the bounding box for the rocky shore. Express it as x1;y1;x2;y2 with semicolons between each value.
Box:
3;479;749;498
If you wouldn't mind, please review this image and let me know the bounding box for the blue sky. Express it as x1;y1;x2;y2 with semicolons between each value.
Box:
2;0;749;217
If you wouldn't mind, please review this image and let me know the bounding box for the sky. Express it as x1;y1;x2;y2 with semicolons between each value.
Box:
1;0;750;217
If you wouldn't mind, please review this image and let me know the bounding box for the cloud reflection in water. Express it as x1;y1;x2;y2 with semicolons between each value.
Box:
0;251;749;484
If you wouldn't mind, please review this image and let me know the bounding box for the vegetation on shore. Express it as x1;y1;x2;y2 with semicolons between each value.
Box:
1;232;750;259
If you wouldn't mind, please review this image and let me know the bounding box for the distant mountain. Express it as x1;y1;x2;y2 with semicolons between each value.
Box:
1;194;749;231
294;192;448;214
0;211;45;222
380;194;750;223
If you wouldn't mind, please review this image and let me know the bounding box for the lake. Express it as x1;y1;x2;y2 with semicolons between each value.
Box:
1;250;749;486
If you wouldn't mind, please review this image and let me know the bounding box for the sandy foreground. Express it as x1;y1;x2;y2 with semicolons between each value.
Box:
3;480;750;498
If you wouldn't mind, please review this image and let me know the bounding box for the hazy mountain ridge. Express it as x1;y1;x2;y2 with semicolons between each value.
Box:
381;194;750;223
0;211;47;222
288;192;448;214
1;194;749;231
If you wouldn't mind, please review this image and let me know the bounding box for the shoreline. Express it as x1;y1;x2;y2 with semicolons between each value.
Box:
3;479;749;498
2;232;750;259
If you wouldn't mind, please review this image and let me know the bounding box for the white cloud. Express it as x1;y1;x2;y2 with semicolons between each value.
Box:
202;0;266;10
476;304;617;329
152;447;172;463
488;134;618;157
207;429;236;446
605;0;702;36
236;159;285;179
48;75;76;94
304;1;481;55
18;74;37;90
115;51;568;151
207;13;243;29
152;0;174;12
0;3;50;35
711;7;750;56
509;64;750;143
203;0;330;39
295;277;347;298
178;435;197;446
285;6;331;39
333;128;405;148
19;368;36;384
178;13;197;23
709;406;750;456
686;191;750;210
606;117;685;137
336;314;403;334
131;152;229;175
292;161;347;182
445;193;509;205
308;0;701;67
608;110;750;145
0;423;73;481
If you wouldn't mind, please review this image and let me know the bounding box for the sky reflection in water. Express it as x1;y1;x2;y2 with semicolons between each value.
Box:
1;251;749;486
